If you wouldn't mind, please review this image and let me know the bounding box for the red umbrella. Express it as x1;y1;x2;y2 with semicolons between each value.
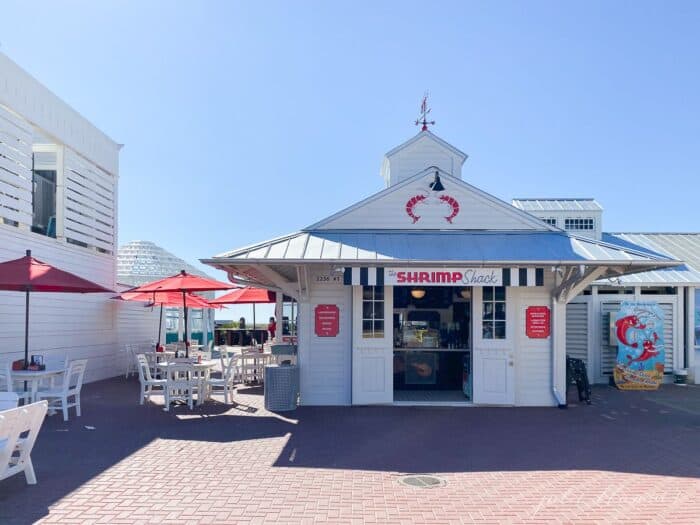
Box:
130;270;233;356
117;290;218;349
210;287;276;342
120;290;215;308
0;250;113;368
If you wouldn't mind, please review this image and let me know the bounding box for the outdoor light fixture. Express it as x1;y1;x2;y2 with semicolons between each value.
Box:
429;171;445;192
459;288;470;299
410;288;426;299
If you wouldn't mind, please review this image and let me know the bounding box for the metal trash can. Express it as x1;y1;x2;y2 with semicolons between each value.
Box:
264;364;299;411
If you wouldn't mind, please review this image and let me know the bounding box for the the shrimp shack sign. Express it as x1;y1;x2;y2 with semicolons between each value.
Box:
386;268;502;286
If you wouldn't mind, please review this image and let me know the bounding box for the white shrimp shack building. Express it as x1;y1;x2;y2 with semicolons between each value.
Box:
203;125;685;407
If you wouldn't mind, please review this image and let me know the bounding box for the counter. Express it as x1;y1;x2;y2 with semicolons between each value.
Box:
393;349;470;390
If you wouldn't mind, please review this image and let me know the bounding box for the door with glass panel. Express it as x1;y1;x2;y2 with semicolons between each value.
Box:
472;286;515;405
352;285;393;404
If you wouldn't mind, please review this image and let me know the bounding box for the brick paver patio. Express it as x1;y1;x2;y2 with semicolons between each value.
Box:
2;377;699;524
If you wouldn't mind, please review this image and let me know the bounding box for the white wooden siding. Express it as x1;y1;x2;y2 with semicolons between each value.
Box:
319;171;548;231
515;289;555;406
385;136;461;185
63;150;116;252
299;275;352;405
0;53;120;174
566;302;589;363
0;224;157;383
528;209;603;241
0;104;33;227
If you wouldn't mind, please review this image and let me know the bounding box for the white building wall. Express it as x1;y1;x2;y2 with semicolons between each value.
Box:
528;209;602;241
514;287;556;406
383;135;462;186
0;52;120;174
569;290;680;384
298;268;352;405
0;53;158;383
319;171;548;231
0;226;159;382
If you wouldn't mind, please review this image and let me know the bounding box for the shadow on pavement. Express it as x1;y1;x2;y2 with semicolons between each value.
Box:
1;378;699;524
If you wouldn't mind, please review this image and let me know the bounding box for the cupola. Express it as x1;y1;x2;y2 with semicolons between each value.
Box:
380;97;467;187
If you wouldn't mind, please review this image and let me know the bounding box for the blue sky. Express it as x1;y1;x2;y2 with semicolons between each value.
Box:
1;1;698;319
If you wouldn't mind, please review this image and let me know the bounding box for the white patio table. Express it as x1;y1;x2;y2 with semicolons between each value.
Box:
10;368;65;403
157;360;217;403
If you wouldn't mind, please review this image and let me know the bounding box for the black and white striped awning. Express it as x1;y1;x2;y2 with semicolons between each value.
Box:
343;267;385;286
343;267;544;287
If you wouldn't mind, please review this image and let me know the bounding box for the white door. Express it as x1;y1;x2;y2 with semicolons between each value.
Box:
473;348;514;404
472;287;515;405
352;285;393;405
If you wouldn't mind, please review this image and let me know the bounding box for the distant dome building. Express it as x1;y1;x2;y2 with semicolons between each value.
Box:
117;240;209;286
117;240;215;345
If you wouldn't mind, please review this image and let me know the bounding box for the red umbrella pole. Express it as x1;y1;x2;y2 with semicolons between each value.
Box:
24;288;29;369
182;290;189;357
157;304;164;348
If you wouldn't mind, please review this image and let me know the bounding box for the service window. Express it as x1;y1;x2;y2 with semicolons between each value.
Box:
362;286;384;338
482;286;506;339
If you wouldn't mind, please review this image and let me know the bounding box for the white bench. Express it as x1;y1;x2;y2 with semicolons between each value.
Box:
0;401;48;485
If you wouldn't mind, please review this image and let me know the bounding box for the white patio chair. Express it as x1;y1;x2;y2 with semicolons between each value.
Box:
124;344;138;378
0;392;19;410
164;364;196;411
0;401;48;485
207;355;240;404
241;350;265;384
36;359;87;421
136;354;166;405
141;352;160;378
1;362;33;405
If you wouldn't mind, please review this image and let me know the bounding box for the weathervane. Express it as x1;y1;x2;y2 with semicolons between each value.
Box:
415;92;435;131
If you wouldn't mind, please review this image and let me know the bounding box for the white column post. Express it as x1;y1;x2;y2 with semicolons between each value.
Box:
275;292;283;341
677;286;685;373
551;297;567;407
686;287;697;383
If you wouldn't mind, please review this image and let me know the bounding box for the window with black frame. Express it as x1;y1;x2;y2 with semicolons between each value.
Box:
362;286;384;338
482;286;506;339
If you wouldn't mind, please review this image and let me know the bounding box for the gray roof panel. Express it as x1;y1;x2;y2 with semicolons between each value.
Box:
596;233;700;285
512;198;603;212
208;230;677;265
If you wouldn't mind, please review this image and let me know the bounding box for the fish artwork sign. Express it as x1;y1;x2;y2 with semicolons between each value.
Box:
613;301;665;390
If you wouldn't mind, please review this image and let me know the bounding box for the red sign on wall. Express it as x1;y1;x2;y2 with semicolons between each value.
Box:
314;304;340;337
526;306;551;339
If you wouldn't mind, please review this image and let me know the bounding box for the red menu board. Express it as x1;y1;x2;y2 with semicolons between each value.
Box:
526;306;551;339
315;304;340;337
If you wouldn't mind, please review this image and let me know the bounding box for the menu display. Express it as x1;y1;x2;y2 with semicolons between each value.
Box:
314;304;339;337
526;306;551;339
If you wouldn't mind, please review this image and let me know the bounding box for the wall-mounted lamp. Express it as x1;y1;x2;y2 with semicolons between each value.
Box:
429;171;445;192
410;288;426;299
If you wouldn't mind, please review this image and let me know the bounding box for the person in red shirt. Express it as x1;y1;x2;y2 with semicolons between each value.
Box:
267;317;277;342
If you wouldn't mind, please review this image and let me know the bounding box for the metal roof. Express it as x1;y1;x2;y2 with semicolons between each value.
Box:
511;198;603;212
383;130;468;161
207;230;677;266
596;233;700;285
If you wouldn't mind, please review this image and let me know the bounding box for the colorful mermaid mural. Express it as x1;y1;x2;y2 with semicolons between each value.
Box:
613;301;665;390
